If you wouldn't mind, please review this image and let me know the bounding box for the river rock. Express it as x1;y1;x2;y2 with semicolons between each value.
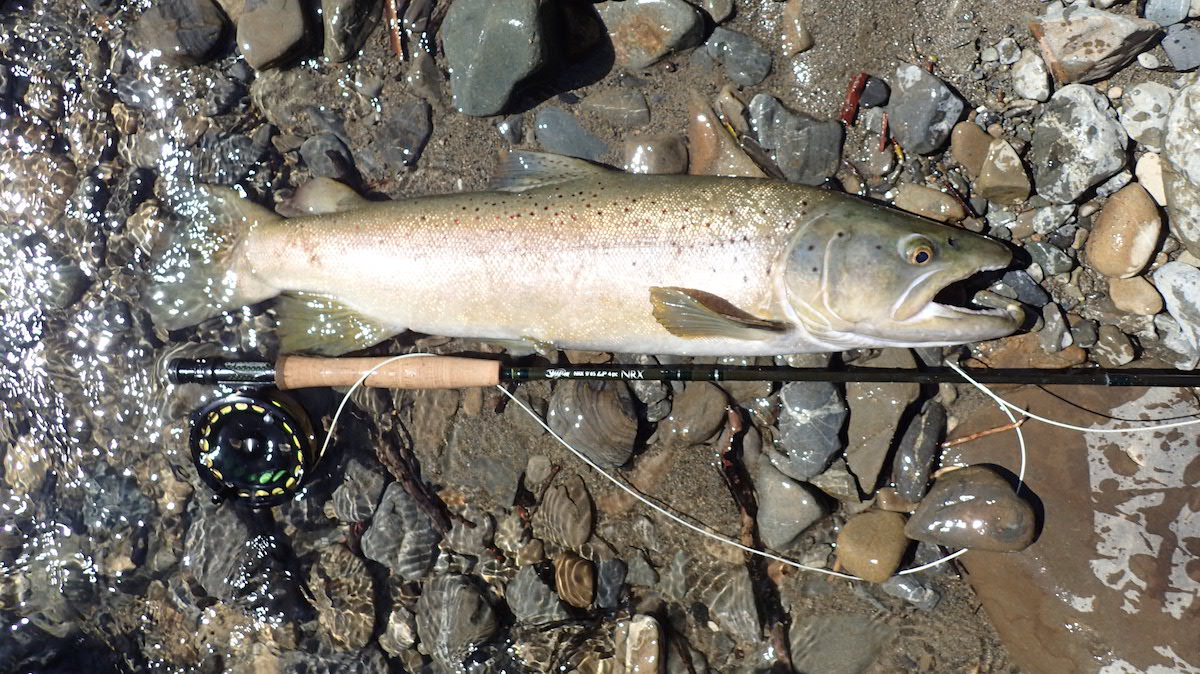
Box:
892;183;966;222
331;457;388;522
905;465;1034;552
657;381;727;446
945;386;1200;673
1030;84;1128;204
1026;241;1075;275
1152;261;1200;362
442;0;548;116
1135;152;1168;206
361;482;442;580
687;92;766;177
836;510;909;583
1093;324;1136;366
1120;82;1176;153
704;27;772;86
747;94;842;185
322;0;381;62
1011;49;1051;101
972;330;1088;368
887;64;964;154
1163;75;1200;255
975;139;1030;204
1039;302;1073;352
751;454;825;550
1029;5;1164;83
1145;0;1191;26
846;349;920;492
130;0;229;66
779;0;813;56
1163;23;1200;71
950;121;992;177
1108;275;1164;314
772;381;847;481
300;132;356;182
623;134;688;174
891;400;947;502
237;0;307;70
581;89;650;127
1085;184;1161;279
534;107;608;161
992;269;1051;307
597;0;704;70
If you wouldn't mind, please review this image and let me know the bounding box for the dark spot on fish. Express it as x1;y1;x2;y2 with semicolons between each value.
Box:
875;244;882;250
947;237;957;248
836;232;844;238
811;267;818;273
806;245;815;251
800;200;808;206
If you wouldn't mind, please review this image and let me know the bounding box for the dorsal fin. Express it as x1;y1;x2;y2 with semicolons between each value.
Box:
489;150;612;192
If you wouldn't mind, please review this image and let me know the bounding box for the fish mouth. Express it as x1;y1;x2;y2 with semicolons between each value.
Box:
895;260;1022;324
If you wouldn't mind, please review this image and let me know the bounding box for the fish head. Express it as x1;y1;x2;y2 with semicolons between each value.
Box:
780;198;1023;348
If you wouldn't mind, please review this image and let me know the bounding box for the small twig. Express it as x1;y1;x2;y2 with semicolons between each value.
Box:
940;417;1027;449
383;0;404;58
878;112;890;153
838;72;869;127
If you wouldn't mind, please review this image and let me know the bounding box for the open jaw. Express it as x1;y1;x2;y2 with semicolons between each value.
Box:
899;261;1021;323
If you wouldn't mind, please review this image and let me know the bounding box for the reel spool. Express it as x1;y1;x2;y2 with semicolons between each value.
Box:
189;389;318;508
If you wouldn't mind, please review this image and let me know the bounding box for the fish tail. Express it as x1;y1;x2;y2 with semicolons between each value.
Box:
147;186;282;330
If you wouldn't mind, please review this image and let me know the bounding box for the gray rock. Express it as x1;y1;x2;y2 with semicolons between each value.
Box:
1071;318;1100;348
1152;262;1200;367
380;99;432;167
361;482;442;580
880;574;941;611
748;94;842;185
859;76;890;108
506;565;570;624
442;0;548;116
704;27;772;86
790;614;893;674
495;113;524;144
594;558;626;609
130;0;228;66
1120;82;1175;152
1030;5;1164;83
887;64;965;154
597;0;704;70
751;454;825;550
1163;23;1200;71
996;37;1021;65
1026;241;1076;275
1164;75;1200;255
891;400;947;502
581;89;650;126
1093;324;1136;366
331;458;388;522
994;269;1051;307
1029;204;1076;235
846;349;920;492
1039;302;1074;352
300;132;356;182
534;106;608;161
1144;0;1191;26
1095;169;1134;198
771;381;848;481
1011;49;1051;102
238;0;308;70
1029;84;1129;204
905;465;1035;552
323;0;382;62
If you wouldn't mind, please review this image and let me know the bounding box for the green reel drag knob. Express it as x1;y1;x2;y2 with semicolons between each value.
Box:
190;390;318;508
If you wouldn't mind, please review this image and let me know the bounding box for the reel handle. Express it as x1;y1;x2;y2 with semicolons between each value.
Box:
275;355;502;390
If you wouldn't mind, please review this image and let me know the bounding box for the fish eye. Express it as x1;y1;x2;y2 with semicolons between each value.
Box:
908;243;935;265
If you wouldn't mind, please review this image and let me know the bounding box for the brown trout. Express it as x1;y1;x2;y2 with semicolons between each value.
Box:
148;151;1022;356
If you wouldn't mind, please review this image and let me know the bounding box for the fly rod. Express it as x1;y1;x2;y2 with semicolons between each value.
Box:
167;356;1200;390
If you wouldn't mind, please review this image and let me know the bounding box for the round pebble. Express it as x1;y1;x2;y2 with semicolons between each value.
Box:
1086;183;1162;278
836;510;909;583
950;121;993;177
893;183;967;222
1108;276;1164;315
904;465;1035;552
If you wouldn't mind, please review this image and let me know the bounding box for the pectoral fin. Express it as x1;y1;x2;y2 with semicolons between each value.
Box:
649;287;787;340
274;292;399;355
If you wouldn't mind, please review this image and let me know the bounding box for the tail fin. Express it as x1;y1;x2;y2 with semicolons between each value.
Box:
147;186;282;330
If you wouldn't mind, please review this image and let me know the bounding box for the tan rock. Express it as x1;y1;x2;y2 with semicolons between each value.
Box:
1108;276;1164;315
686;92;766;177
1086;183;1161;278
1029;6;1164;83
892;183;967;222
623;134;688;174
836;510;909;583
971;331;1087;369
950;121;992;177
779;0;814;56
1135;152;1167;206
975;139;1030;203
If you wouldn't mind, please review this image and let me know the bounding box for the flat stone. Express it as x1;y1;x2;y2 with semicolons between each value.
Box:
845;349;920;492
779;0;813;56
686;92;766;177
1070;317;1100;348
300;132;356;182
1011;48;1052;101
751;453;825;550
1144;0;1191;26
1026;240;1076;275
1152;261;1200;361
1039;302;1074;352
747;94;842;186
905;465;1034;552
1093;324;1136;366
1135;152;1168;206
1030;84;1129;204
656;381;727;447
130;0;229;66
892;183;967;222
1108;275;1164;315
534;106;608;162
322;0;382;62
1119;81;1176;152
993;269;1051;307
597;0;704;70
772;381;848;481
442;0;548;116
581;89;650;127
971;330;1088;368
1085;183;1161;278
1162;23;1200;71
890;400;947;503
622;134;688;174
1163;75;1200;255
945;386;1200;673
975;139;1030;204
950;121;993;177
859;76;890;108
704;27;772;86
1029;5;1164;83
237;0;307;70
887;64;964;154
836;510;909;583
996;37;1021;65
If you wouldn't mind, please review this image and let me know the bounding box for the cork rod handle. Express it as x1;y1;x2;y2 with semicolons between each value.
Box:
275;355;502;390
